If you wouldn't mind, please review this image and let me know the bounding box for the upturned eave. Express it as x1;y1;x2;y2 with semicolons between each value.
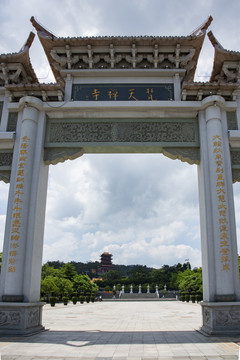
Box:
208;31;240;83
0;32;39;84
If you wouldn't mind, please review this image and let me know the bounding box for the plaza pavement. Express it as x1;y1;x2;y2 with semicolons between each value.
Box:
0;300;239;360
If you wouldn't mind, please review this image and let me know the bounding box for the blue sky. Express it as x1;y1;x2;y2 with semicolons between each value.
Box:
1;0;240;268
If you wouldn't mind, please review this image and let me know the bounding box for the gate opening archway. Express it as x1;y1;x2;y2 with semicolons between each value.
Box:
0;16;240;336
43;153;200;268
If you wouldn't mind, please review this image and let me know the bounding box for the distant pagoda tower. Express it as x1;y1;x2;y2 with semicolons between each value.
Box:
98;252;113;275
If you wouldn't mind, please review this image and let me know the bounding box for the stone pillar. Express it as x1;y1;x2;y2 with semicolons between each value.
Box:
198;95;240;335
173;73;181;101
0;96;49;335
64;73;72;101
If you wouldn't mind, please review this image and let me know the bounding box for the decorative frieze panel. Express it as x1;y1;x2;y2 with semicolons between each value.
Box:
46;119;198;145
0;152;13;167
231;150;240;183
0;311;21;326
0;152;13;183
231;150;240;166
0;101;3;122
227;112;238;130
7;113;18;132
216;310;240;326
27;308;40;328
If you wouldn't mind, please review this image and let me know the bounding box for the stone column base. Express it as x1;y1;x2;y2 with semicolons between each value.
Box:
200;301;240;336
0;302;45;336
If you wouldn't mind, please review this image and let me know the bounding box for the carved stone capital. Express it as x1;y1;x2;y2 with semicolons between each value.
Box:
232;169;240;183
44;147;84;165
0;171;11;183
162;147;200;165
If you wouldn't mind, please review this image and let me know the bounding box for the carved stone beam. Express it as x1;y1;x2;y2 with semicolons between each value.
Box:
57;90;63;101
232;90;238;101
10;67;22;82
125;44;143;68
104;44;122;68
51;49;67;70
65;45;79;69
197;90;203;101
51;48;79;70
179;49;195;71
82;45;100;69
0;63;26;85
182;89;187;101
41;90;48;101
222;62;240;83
168;46;195;70
168;44;181;68
147;44;165;68
65;45;72;69
6;90;13;102
0;63;9;84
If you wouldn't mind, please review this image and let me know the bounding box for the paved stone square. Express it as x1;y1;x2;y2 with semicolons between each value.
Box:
0;300;239;359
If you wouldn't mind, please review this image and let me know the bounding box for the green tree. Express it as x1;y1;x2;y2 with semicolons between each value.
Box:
72;274;93;294
128;265;153;284
41;276;59;297
59;262;78;280
102;270;122;284
41;263;61;279
177;268;202;296
53;277;73;298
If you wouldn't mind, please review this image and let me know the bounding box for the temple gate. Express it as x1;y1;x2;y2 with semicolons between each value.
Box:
0;16;240;335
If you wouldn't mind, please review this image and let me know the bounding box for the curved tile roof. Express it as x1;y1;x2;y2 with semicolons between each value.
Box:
31;16;213;84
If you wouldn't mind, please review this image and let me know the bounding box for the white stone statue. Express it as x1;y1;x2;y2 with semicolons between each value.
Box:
147;284;150;294
138;285;142;294
122;285;125;294
130;285;133;294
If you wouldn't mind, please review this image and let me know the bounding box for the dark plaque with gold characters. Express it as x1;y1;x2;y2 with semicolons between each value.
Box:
72;84;174;101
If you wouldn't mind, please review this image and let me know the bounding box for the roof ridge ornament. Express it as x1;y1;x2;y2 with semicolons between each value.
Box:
20;32;35;52
30;16;57;40
189;15;213;36
207;31;224;50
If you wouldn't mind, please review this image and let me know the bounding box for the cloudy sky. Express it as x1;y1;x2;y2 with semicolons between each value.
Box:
1;0;240;268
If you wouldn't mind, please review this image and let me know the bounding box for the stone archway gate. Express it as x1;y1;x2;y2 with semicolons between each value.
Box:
0;16;240;335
